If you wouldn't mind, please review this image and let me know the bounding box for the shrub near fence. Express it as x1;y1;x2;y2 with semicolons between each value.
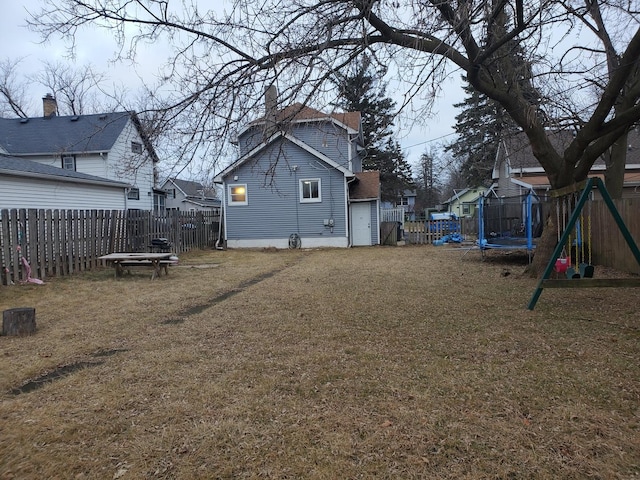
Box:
0;209;220;286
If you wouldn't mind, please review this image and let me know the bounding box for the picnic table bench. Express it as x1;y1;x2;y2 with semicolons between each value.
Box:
99;252;179;279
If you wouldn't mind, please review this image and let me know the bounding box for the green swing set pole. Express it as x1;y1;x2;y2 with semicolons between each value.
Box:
527;178;595;310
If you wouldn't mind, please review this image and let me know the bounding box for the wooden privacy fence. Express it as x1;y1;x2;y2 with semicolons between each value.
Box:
0;209;220;285
403;219;465;245
590;197;640;275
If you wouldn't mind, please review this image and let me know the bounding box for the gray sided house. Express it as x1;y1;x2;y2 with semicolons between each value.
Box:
0;96;160;210
215;103;380;248
0;155;130;210
162;178;221;213
492;129;640;198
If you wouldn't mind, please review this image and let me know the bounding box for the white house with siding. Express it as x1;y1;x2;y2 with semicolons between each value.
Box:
215;99;380;248
0;96;160;210
0;155;129;210
161;177;221;212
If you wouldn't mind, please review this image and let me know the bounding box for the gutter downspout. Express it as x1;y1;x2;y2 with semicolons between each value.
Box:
215;182;225;250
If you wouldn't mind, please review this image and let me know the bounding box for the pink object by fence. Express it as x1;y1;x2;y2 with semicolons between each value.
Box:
21;256;44;284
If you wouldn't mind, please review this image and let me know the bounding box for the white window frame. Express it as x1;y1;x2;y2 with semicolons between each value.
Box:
62;155;76;171
300;178;321;203
127;187;140;200
228;184;248;206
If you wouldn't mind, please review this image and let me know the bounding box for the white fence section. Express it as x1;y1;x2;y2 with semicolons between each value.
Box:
381;208;405;229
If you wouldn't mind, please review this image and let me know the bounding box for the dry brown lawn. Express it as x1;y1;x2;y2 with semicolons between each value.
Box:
0;246;639;479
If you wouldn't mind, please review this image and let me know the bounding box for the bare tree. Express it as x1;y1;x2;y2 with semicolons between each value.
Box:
0;58;33;118
27;0;640;274
34;61;107;115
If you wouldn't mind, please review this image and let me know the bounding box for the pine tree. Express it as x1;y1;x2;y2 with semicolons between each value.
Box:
445;81;506;187
332;55;413;202
446;9;540;188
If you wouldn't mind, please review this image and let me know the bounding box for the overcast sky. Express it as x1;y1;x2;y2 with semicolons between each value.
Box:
1;1;463;171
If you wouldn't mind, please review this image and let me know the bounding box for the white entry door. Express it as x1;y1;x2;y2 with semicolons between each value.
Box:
351;203;371;246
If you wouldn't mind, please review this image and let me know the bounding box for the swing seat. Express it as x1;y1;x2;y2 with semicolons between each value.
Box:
566;267;581;279
581;263;595;278
554;257;570;273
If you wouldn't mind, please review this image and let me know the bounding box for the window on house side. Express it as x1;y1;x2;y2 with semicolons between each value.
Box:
229;184;248;205
127;187;140;200
300;179;321;203
131;141;143;154
463;204;470;215
62;156;76;171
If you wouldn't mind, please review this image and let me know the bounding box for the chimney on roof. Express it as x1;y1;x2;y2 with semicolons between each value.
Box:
264;85;278;138
43;93;58;117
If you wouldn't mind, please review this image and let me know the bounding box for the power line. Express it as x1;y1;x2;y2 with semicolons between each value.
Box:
402;131;457;150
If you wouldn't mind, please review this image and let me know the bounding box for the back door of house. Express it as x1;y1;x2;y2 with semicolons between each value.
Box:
351;203;371;246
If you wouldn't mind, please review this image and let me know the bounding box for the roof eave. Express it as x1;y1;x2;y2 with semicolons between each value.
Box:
0;169;131;188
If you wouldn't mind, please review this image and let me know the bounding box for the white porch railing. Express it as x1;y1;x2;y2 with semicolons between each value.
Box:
381;207;405;229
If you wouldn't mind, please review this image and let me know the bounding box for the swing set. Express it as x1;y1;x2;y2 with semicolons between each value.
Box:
528;177;640;310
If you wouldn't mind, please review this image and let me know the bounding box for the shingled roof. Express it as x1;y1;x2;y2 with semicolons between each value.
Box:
500;128;640;171
350;171;380;200
0;155;130;187
252;102;361;133
0;111;159;163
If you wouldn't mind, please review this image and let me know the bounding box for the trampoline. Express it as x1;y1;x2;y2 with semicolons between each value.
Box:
477;191;545;261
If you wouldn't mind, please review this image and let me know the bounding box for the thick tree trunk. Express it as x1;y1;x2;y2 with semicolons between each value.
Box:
2;308;36;336
604;131;628;199
527;212;557;278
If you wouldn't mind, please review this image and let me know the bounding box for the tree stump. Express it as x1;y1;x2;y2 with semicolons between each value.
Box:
2;308;36;336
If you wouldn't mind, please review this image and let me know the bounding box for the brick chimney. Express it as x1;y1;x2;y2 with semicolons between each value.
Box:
43;93;58;117
264;85;277;138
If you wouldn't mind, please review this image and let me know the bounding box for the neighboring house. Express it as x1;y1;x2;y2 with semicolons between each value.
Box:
442;187;486;218
492;129;640;198
0;155;130;210
0;94;161;210
381;189;417;220
214;99;380;248
162;178;221;213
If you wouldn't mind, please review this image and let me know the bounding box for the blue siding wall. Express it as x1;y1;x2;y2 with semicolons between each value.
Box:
225;140;348;242
238;121;353;169
289;123;351;169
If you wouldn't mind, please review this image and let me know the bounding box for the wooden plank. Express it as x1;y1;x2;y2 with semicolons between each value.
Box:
45;210;54;277
26;210;39;278
90;210;97;268
53;210;62;276
69;210;76;272
36;209;46;280
549;179;590;198
10;210;20;282
76;210;84;271
1;210;12;286
541;278;640;289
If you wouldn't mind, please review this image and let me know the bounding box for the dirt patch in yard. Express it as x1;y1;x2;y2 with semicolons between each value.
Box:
1;246;639;479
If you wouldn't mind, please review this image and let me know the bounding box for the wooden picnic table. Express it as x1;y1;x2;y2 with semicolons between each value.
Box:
98;252;177;280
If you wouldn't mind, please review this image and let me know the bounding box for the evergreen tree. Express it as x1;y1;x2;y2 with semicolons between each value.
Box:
446;10;540;188
332;55;413;202
445;81;506;187
414;149;441;212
